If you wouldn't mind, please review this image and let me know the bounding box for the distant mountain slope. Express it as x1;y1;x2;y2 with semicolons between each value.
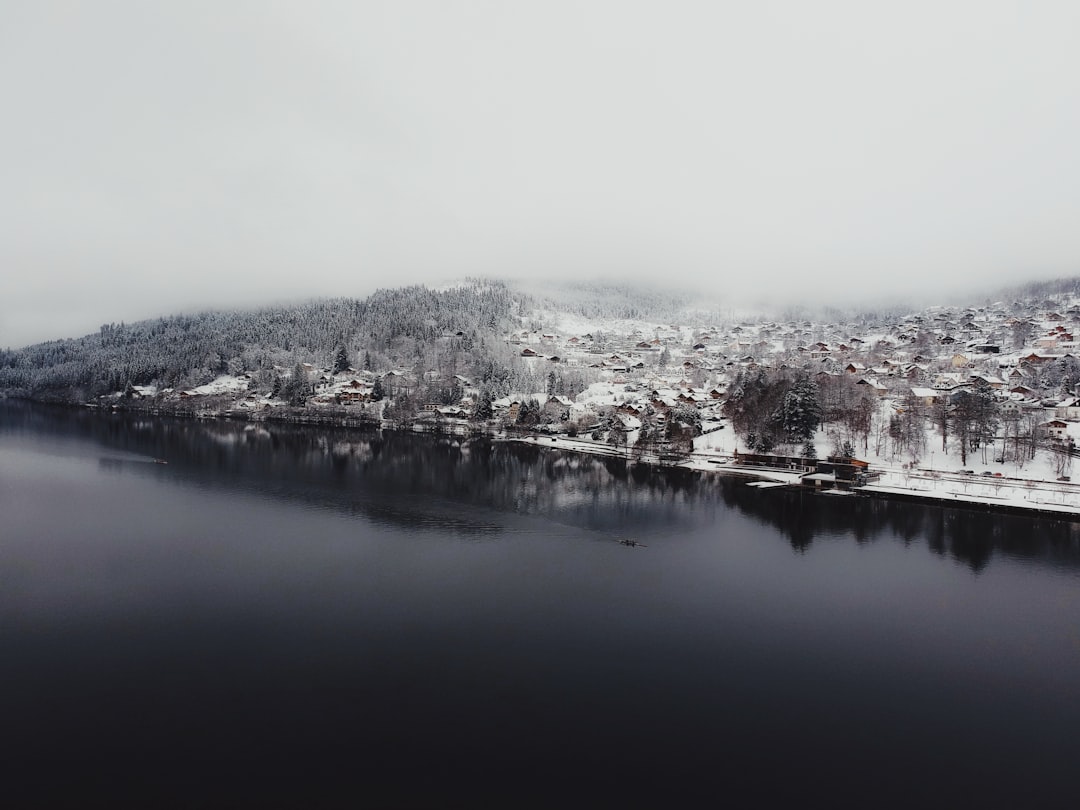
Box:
988;276;1080;305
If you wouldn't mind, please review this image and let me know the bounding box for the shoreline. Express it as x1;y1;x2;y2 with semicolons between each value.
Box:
10;397;1080;522
511;433;1080;522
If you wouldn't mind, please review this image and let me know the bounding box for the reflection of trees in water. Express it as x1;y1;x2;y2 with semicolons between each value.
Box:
3;402;718;536
7;401;1080;571
728;483;1080;574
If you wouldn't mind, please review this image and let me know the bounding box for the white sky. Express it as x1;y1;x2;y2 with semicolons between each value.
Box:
3;1;1080;348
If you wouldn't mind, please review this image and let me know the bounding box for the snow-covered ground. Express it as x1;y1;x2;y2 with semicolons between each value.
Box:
514;413;1080;518
861;476;1080;515
186;375;251;396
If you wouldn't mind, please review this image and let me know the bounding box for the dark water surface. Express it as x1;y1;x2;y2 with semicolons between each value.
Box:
2;402;1079;807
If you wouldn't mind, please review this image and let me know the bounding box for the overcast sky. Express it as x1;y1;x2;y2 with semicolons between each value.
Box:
3;1;1080;347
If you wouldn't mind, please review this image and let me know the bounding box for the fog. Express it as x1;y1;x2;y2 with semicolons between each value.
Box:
3;1;1080;347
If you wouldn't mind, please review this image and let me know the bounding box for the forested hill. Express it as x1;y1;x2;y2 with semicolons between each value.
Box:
0;282;523;401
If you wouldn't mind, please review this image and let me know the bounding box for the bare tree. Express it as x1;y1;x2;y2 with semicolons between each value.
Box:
1052;442;1074;479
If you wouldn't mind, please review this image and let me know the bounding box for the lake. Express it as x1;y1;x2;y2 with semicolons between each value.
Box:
2;401;1079;807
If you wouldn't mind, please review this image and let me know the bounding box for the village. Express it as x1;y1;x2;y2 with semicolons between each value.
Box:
123;292;1080;517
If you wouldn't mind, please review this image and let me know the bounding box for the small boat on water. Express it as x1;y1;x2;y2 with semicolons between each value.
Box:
617;538;647;548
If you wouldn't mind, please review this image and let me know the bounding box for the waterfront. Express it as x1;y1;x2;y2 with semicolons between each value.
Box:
2;402;1079;807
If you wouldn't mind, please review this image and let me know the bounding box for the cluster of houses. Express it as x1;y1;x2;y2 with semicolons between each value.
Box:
146;296;1080;451
501;299;1080;446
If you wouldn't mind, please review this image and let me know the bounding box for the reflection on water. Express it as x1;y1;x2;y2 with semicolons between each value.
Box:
5;400;1079;573
3;400;1080;808
728;482;1080;573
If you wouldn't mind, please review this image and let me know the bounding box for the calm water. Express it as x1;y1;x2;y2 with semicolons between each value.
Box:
2;402;1079;807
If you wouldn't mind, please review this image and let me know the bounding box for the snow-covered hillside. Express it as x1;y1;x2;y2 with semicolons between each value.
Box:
7;277;1080;512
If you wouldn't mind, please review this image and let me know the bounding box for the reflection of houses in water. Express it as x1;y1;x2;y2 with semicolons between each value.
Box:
11;399;1080;577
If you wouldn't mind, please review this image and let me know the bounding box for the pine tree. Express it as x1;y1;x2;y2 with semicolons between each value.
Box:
333;346;349;374
474;390;493;420
774;377;822;443
284;363;309;406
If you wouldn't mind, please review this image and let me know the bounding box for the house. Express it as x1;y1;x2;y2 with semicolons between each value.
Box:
1001;400;1024;418
1006;367;1030;382
1042;419;1070;441
543;396;573;421
932;373;967;391
339;387;370;404
382;370;413;395
910;387;941;407
1021;352;1056;365
895;364;924;380
1054;397;1080;421
436;405;467;418
492;398;521;421
856;378;889;397
969;374;1004;390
